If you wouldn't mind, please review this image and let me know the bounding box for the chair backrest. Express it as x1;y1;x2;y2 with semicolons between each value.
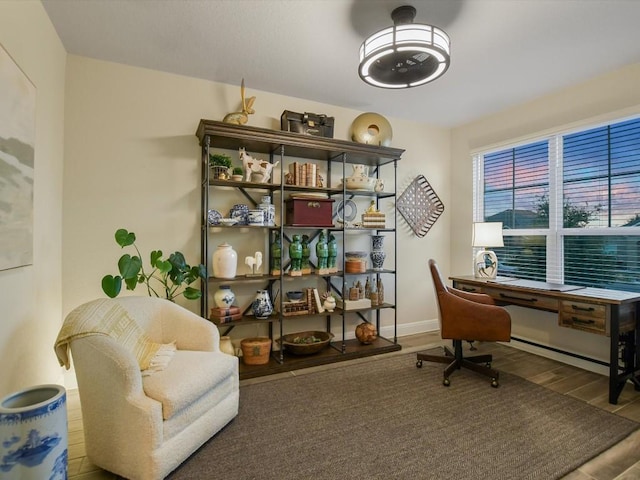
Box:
428;259;511;342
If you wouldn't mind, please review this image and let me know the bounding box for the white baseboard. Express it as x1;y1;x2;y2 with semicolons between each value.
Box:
334;318;439;342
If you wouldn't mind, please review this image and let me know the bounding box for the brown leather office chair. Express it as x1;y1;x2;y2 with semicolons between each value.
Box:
417;259;511;387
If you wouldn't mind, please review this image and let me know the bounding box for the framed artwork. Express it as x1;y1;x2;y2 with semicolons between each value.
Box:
0;42;36;271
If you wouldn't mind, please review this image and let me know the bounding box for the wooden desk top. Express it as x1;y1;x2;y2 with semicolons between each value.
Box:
450;275;640;305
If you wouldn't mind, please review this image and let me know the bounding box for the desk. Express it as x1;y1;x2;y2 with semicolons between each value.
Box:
450;276;640;404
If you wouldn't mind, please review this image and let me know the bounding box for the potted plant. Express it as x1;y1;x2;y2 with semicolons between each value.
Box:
101;228;206;302
209;153;232;180
231;166;244;181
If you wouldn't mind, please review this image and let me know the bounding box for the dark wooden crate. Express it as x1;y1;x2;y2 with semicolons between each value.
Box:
285;198;335;227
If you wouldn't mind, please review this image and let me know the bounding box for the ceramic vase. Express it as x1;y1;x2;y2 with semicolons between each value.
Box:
0;384;68;480
252;290;273;319
213;285;236;308
258;196;275;226
248;209;264;226
219;336;235;356
229;204;249;225
370;235;386;271
212;243;237;279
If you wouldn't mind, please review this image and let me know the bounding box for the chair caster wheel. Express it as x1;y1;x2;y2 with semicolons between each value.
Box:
416;360;423;368
443;378;450;387
491;378;499;388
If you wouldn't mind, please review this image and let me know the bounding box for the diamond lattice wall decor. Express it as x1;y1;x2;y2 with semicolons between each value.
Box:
396;175;444;238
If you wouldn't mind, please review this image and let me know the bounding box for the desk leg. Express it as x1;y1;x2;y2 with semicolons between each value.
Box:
609;304;640;404
636;304;640;391
609;305;622;405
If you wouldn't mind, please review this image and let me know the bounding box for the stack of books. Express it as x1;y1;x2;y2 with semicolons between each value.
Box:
362;211;386;228
210;305;242;324
289;162;320;187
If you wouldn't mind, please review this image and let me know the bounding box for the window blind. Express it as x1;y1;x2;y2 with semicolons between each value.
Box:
563;118;640;228
483;141;549;228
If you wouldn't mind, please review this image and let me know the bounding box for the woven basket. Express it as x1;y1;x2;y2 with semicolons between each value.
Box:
240;337;272;365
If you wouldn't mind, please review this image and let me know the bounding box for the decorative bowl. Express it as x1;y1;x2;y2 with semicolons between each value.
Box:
219;218;238;226
278;331;334;355
345;176;376;191
286;290;304;302
345;251;368;259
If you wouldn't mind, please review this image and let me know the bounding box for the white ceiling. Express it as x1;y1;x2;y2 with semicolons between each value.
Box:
42;0;640;128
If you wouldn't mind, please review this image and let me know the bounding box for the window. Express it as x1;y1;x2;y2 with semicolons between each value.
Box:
474;116;640;292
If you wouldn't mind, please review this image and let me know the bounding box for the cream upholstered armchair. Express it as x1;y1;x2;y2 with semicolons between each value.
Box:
55;296;239;480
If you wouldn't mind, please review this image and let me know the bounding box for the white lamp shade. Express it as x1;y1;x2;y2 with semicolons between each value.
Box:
472;222;504;248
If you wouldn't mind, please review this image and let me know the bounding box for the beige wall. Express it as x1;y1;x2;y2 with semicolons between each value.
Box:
61;56;450;385
450;63;640;372
0;1;66;396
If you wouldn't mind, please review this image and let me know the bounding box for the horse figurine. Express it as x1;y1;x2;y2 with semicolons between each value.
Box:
239;147;279;183
245;251;263;276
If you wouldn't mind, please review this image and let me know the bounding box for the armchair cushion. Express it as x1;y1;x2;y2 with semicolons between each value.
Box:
143;349;237;420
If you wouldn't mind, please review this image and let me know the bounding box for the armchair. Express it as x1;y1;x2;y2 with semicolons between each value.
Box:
55;297;239;480
417;259;511;387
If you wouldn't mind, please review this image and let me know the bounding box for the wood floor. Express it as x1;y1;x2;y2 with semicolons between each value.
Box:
67;332;640;479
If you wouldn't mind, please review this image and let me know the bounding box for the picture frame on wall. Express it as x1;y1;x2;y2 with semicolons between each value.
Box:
0;42;36;271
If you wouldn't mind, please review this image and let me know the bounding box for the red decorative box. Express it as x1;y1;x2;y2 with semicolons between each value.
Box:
285;198;335;227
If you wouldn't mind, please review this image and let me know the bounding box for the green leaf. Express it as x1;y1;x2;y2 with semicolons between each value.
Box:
102;275;122;298
183;286;202;300
196;264;207;280
124;276;139;290
157;260;172;274
118;254;142;279
115;228;136;247
169;251;187;270
150;250;163;267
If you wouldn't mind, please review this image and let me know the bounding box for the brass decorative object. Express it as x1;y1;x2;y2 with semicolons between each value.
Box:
350;112;393;146
223;78;256;125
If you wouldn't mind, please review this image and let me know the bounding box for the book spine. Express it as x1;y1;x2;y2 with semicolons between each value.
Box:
210;306;240;316
214;312;243;324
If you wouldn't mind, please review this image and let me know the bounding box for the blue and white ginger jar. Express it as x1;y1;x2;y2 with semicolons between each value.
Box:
252;290;273;319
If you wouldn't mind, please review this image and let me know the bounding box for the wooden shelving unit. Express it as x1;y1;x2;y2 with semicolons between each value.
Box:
196;119;404;379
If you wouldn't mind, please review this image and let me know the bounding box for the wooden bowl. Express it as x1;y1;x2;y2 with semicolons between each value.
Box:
278;331;334;355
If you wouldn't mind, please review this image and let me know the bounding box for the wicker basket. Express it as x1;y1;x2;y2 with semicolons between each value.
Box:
240;337;272;365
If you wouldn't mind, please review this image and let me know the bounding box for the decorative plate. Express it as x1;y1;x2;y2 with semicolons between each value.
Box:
207;209;222;226
335;199;357;222
396;175;444;238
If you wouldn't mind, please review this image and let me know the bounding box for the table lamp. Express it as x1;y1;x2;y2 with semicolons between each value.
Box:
472;222;503;279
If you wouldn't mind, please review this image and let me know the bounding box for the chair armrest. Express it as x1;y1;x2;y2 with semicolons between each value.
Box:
438;290;511;342
70;336;164;458
159;301;219;352
448;286;496;305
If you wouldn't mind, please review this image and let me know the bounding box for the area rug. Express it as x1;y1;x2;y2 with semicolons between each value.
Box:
167;351;639;480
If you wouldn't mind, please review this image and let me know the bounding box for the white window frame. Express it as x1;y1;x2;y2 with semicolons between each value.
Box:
473;114;640;286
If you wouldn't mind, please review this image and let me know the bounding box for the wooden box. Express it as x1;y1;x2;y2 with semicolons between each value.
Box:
285;198;335;227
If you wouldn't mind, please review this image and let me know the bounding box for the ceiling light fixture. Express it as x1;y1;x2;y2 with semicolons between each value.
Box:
358;5;451;89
